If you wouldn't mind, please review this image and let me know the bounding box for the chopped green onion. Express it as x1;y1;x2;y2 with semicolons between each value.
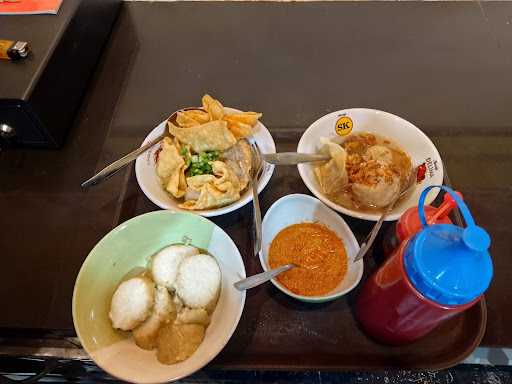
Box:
185;150;220;177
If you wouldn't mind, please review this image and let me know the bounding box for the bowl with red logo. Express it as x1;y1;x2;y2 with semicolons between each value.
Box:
297;108;444;221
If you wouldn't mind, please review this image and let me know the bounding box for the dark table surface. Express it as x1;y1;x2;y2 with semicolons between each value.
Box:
1;0;511;359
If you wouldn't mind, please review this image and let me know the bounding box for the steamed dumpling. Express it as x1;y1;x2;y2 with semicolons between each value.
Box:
352;177;401;208
315;138;349;195
315;160;348;196
366;145;393;165
320;137;348;174
350;144;403;207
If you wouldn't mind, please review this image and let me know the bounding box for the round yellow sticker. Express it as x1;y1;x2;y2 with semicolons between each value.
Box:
335;116;353;136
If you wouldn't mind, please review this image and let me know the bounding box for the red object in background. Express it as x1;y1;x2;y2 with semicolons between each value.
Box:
382;192;462;258
356;239;480;345
0;0;62;15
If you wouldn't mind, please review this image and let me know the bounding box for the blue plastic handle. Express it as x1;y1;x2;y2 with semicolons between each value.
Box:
418;185;475;228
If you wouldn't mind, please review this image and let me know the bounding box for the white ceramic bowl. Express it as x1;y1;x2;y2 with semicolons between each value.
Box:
73;211;246;384
135;108;275;217
297;108;444;221
259;194;363;303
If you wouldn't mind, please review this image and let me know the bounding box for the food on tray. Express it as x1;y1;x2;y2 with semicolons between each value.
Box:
109;244;222;365
268;223;348;296
315;133;412;210
156;94;262;210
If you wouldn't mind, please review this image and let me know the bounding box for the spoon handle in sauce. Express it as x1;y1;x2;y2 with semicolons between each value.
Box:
234;264;295;291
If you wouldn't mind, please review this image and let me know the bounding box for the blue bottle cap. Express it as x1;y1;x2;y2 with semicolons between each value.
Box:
403;186;493;306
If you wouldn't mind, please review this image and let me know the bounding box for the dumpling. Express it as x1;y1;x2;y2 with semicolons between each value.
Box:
176;110;210;128
202;94;225;121
156;137;187;198
366;145;393;165
223;112;262;139
315;160;348;196
314;138;349;195
352;177;400;208
221;140;252;190
320;137;348;174
350;144;404;207
168;120;237;153
180;161;241;210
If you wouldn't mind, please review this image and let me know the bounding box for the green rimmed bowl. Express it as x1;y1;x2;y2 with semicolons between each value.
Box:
72;211;246;384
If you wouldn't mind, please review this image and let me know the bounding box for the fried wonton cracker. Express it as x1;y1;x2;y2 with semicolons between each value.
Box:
156;137;188;198
168;120;237;153
202;94;225;121
176;110;210;128
223;111;262;139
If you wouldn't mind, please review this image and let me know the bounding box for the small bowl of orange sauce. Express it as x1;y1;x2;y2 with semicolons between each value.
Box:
260;194;363;302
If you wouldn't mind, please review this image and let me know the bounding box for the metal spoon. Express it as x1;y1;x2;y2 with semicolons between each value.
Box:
353;166;418;263
81;107;203;188
262;152;330;165
234;263;296;291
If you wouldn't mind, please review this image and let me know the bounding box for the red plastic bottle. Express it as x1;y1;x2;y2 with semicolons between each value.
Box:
382;192;461;258
356;186;492;345
356;239;479;344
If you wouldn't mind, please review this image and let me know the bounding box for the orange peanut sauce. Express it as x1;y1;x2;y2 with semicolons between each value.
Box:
268;223;348;296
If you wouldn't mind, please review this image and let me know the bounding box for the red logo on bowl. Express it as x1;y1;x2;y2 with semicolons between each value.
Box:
416;163;427;183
